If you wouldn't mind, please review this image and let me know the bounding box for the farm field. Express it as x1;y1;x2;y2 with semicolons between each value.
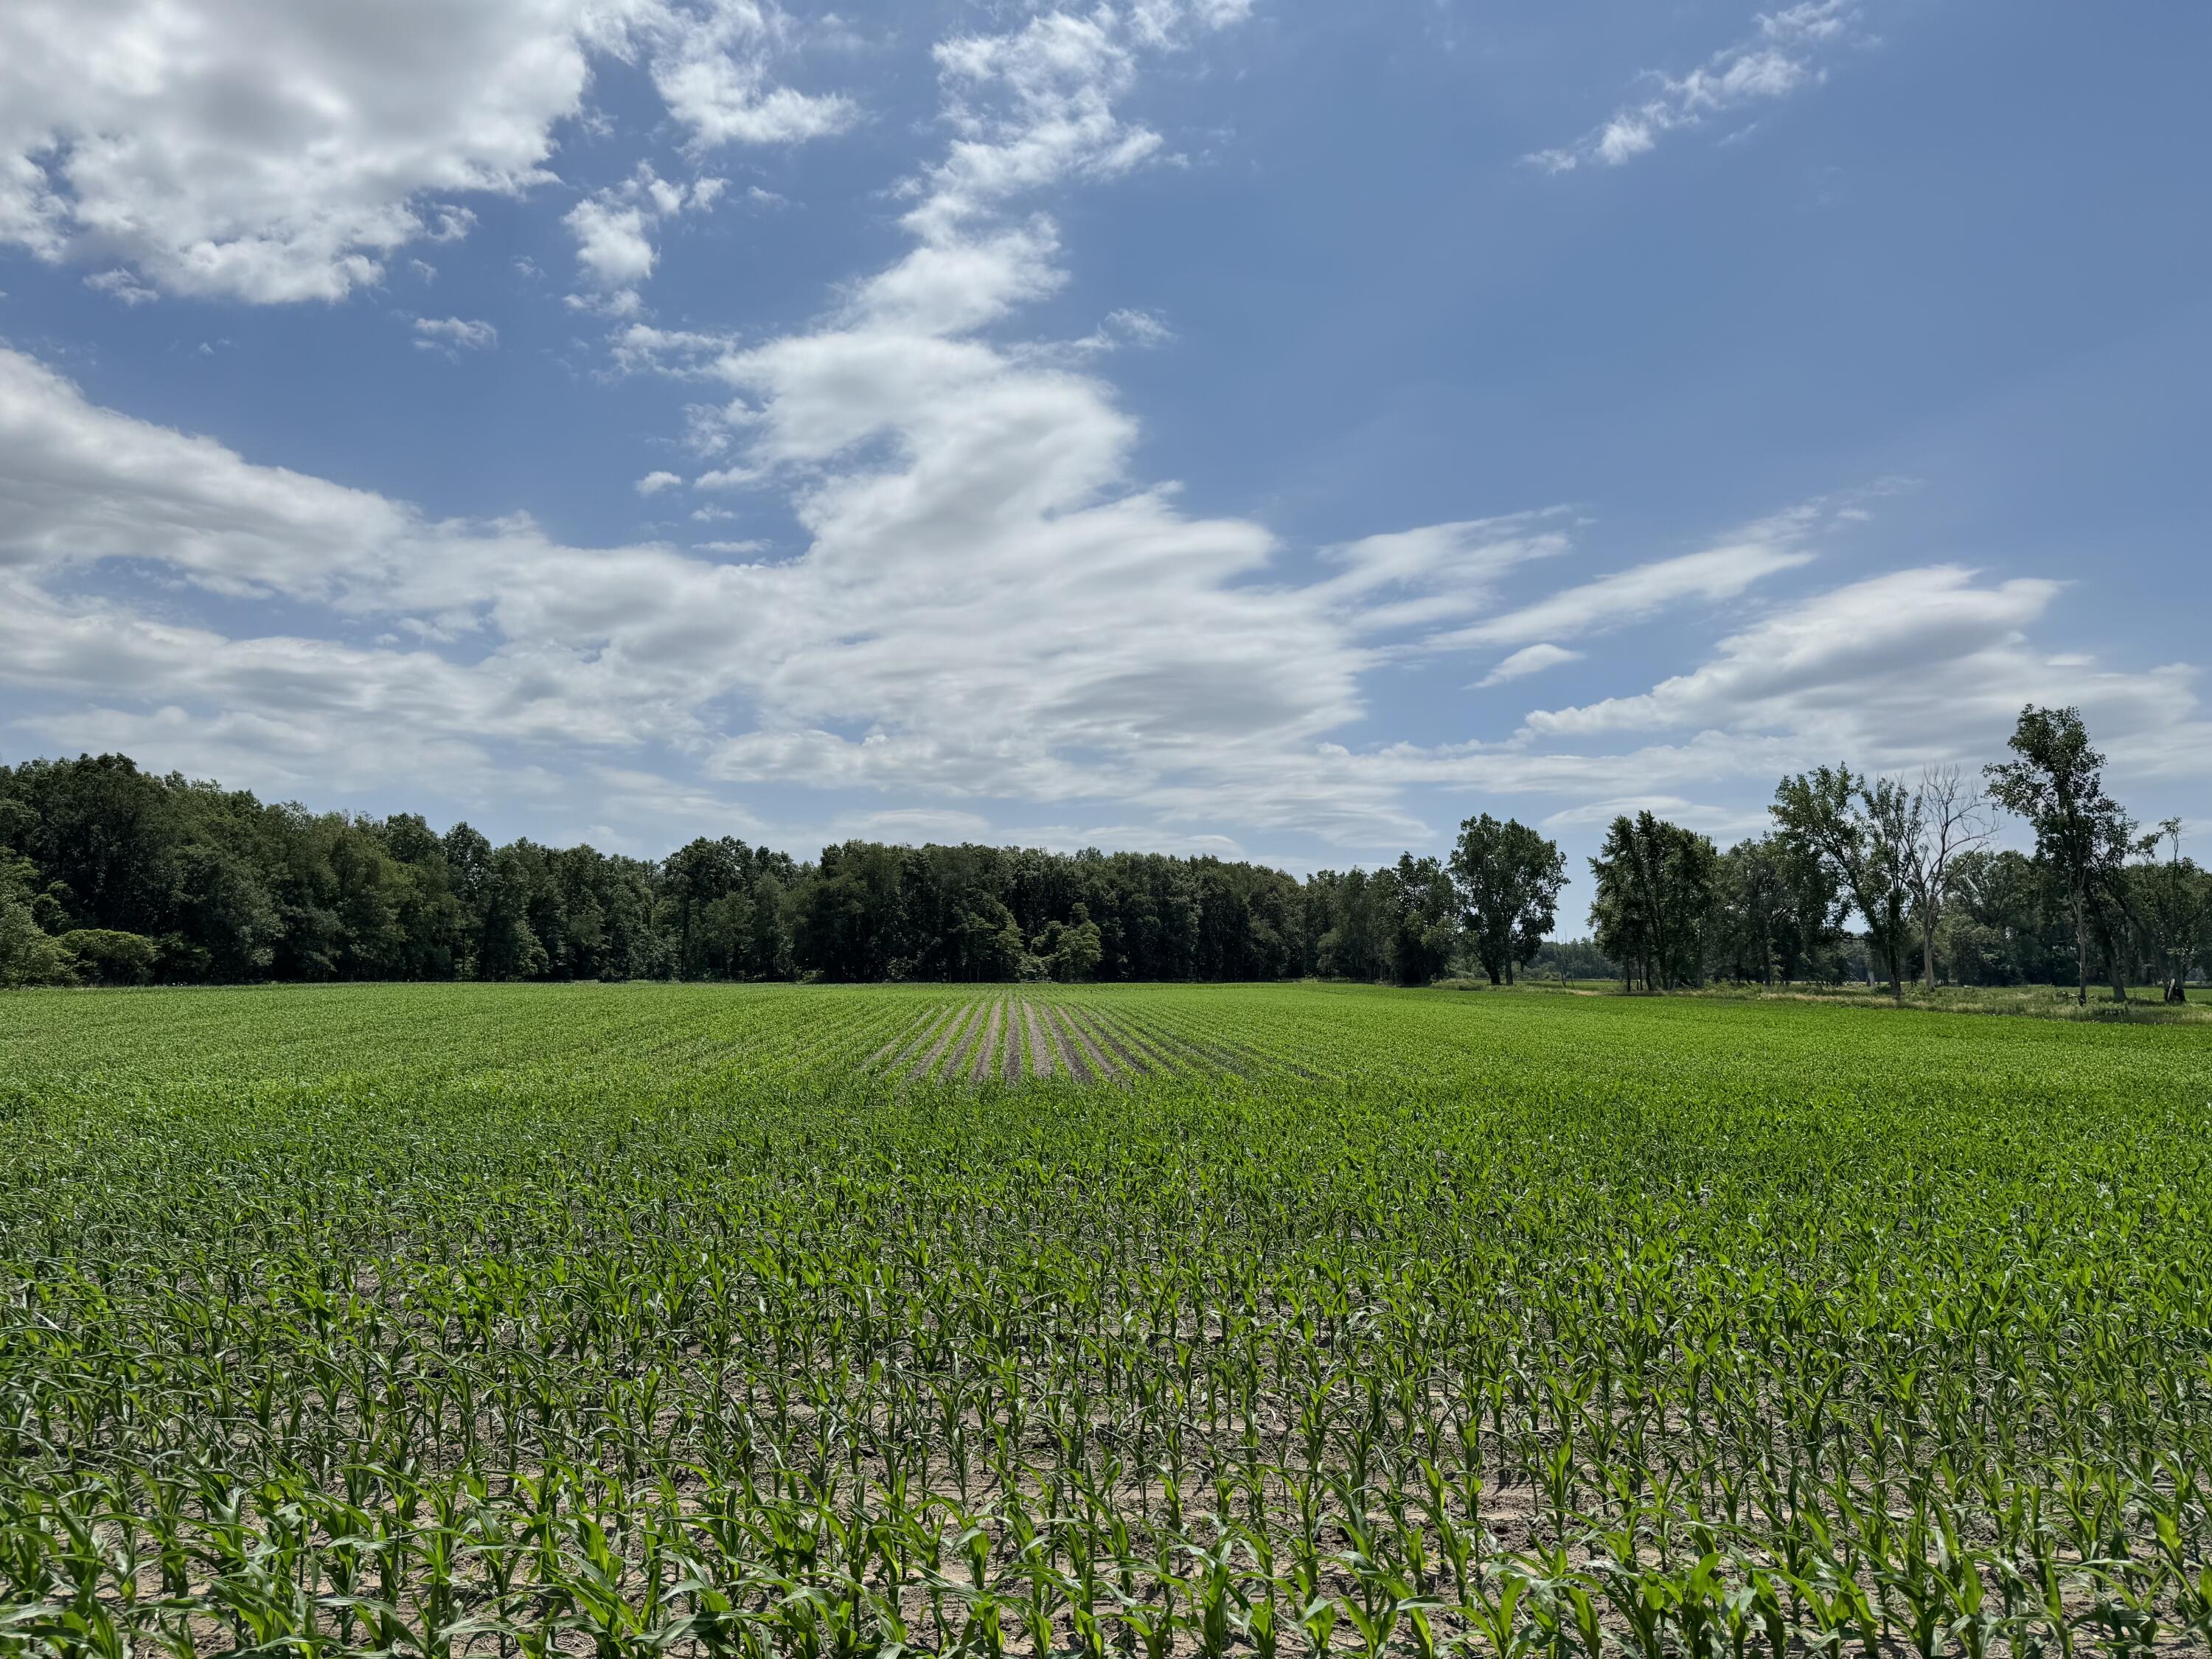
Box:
3;982;2211;1656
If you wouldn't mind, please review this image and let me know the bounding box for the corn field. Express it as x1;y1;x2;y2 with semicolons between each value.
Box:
2;981;2210;1657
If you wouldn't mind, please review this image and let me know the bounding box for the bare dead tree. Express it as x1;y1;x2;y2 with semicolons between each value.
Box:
1905;765;1994;991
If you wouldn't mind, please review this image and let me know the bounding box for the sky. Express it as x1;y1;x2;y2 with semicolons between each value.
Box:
2;0;2208;911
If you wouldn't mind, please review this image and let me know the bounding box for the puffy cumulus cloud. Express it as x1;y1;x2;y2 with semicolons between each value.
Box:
633;0;857;147
1529;0;1868;174
565;166;727;305
568;201;659;294
918;12;1162;241
0;0;849;303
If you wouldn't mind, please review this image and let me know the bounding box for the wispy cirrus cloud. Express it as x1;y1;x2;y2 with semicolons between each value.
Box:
1428;543;1814;650
1478;643;1582;688
1529;0;1871;173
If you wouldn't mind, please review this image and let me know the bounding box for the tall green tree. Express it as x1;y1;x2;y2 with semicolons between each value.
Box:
1770;765;1918;1001
1709;838;1787;986
1984;706;2135;1006
1031;902;1104;982
1448;814;1566;985
2130;820;2209;1004
0;854;76;987
1378;853;1461;987
1310;866;1389;982
1938;848;2067;986
1587;812;1718;992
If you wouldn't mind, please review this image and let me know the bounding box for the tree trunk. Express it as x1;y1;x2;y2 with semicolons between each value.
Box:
1885;900;1905;1002
1922;912;1938;993
2072;893;2088;1007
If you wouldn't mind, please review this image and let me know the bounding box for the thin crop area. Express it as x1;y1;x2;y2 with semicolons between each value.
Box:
2;985;2211;1657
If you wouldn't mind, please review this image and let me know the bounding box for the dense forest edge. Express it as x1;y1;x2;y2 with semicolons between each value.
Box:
2;705;2206;995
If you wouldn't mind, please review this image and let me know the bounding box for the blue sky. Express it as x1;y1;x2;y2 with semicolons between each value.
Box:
2;0;2206;907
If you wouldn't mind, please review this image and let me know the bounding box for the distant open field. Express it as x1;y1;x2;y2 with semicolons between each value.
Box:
1453;978;2212;1026
4;982;2210;1654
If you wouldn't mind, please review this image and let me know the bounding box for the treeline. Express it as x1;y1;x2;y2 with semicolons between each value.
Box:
0;754;1567;987
10;706;2197;998
1585;705;2211;1003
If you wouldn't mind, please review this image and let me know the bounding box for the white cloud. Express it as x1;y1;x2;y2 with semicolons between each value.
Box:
0;347;411;597
635;0;858;147
411;316;498;355
0;0;849;304
1538;794;1772;841
1311;514;1573;635
910;10;1169;249
832;806;995;844
607;322;742;377
1478;643;1582;687
568;201;658;291
1430;542;1814;650
566;164;726;303
1054;306;1176;358
1531;0;1868;173
86;269;160;306
4;2;2202;859
4;333;2202;850
1389;567;2205;827
1519;566;2166;758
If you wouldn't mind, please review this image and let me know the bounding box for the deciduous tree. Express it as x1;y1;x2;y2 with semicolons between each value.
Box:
1984;706;2135;1006
1771;765;1918;1002
1448;814;1567;985
2130;820;2209;1004
1902;765;1992;991
1587;812;1718;992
